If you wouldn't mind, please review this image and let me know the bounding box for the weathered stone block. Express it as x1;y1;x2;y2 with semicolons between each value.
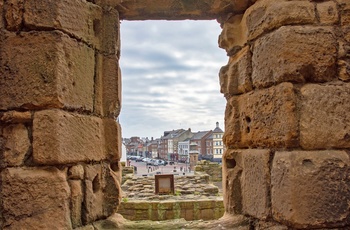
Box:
24;0;102;48
33;110;104;164
223;97;240;147
68;165;84;180
4;0;23;31
339;0;350;42
84;164;104;224
0;111;32;124
317;1;339;25
338;60;350;82
252;26;337;89
83;162;121;224
0;0;4;29
300;83;350;149
1;167;71;229
241;149;270;220
95;55;122;117
104;119;122;161
0;124;30;167
69;180;83;228
99;7;120;55
222;149;243;215
218;14;247;56
244;0;316;41
0;31;95;111
225;83;298;148
272;150;350;228
219;46;252;97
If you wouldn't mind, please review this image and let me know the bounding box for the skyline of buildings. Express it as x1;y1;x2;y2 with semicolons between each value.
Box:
123;122;225;162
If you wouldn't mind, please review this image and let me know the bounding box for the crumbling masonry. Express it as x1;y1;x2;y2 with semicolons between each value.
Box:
0;0;349;229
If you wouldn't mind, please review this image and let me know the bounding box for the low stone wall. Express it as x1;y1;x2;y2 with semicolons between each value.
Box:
118;199;224;221
195;160;222;182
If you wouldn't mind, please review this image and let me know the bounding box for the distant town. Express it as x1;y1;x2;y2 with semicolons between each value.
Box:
123;122;225;163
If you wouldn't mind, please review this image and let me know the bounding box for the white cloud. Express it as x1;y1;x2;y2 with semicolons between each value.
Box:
119;20;227;138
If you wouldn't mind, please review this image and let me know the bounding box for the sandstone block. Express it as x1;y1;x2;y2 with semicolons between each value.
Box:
222;149;243;215
84;164;104;224
0;31;95;110
33;110;104;164
1;167;71;229
219;46;252;97
99;7;120;55
4;0;23;31
317;1;339;25
225;83;298;148
24;0;102;48
0;0;4;29
0;111;32;123
104;119;122;161
300;83;350;149
252;26;337;89
68;164;85;180
83;162;121;224
272;150;350;228
218;14;247;56
223;97;240;147
244;0;316;41
241;149;270;219
340;0;350;42
338;60;350;82
0;124;30;167
69;180;83;228
95;54;122;117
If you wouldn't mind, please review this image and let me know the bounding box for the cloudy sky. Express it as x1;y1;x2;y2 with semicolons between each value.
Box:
119;20;228;139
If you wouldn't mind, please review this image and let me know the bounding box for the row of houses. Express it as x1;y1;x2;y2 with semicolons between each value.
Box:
123;122;225;162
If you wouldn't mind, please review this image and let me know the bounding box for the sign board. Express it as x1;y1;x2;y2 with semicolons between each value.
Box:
155;174;174;195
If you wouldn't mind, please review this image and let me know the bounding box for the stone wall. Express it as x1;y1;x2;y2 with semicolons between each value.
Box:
219;0;350;229
195;160;222;182
0;0;122;229
1;0;350;229
118;199;224;221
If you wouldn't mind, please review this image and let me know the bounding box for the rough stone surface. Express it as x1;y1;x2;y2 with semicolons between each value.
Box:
4;0;24;31
1;167;71;229
84;163;121;224
218;14;247;56
241;149;270;220
69;180;83;228
338;60;350;82
68;164;85;180
252;26;337;89
0;111;32;124
224;83;298;148
0;124;30;167
317;1;339;25
272;150;350;228
24;0;102;48
300;83;350;149
84;164;105;224
0;0;4;29
33;110;104;164
219;46;252;97
0;31;95;111
339;0;350;42
95;55;122;117
222;149;243;215
103;118;122;161
116;0;253;20
244;0;316;41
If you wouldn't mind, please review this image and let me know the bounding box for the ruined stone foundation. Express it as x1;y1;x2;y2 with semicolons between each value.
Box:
1;0;350;229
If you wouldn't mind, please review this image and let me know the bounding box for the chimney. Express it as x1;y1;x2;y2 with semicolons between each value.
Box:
216;122;219;128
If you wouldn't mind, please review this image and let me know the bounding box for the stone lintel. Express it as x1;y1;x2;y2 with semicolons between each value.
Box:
113;0;252;20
